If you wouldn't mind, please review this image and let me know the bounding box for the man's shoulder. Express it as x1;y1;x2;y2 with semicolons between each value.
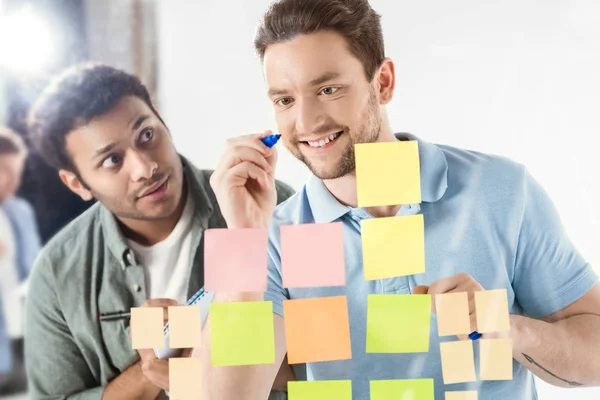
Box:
36;202;103;266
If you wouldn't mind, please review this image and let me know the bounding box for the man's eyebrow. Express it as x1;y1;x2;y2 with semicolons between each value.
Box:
131;115;150;131
268;87;288;97
309;72;340;87
94;143;117;159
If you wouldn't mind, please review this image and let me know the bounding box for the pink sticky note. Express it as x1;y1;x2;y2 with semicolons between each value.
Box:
281;222;346;289
204;228;269;292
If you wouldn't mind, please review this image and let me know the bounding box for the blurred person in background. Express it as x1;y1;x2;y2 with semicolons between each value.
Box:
0;127;41;395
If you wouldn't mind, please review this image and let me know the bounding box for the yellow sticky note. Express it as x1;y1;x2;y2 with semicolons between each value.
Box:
480;338;513;380
169;358;202;399
288;380;352;400
440;340;476;384
210;301;275;366
361;215;425;280
445;391;478;400
356;140;422;207
130;307;163;349
436;292;471;336
475;289;510;333
366;294;431;353
370;379;433;400
169;306;202;349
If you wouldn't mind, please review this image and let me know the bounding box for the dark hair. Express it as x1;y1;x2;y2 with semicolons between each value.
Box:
254;0;385;80
0;126;27;156
27;63;163;171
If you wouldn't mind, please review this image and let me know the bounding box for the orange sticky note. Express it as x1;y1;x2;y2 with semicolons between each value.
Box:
281;223;346;289
479;338;513;380
204;228;269;291
475;289;510;333
169;358;202;399
445;391;478;400
361;215;425;280
439;340;476;384
169;306;202;349
283;296;352;364
130;307;163;349
435;292;471;336
355;140;422;207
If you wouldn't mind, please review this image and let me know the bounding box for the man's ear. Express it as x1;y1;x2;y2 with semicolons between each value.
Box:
58;169;93;201
376;58;396;105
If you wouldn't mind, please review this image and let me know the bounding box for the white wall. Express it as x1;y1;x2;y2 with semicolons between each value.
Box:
156;1;600;398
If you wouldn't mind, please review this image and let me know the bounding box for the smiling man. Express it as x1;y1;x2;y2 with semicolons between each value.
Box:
202;0;600;399
24;64;296;399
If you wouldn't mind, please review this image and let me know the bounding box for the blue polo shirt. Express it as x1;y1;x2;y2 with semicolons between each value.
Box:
264;133;598;399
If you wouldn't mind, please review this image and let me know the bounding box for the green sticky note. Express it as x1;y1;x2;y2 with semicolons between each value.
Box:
366;294;431;353
210;301;275;366
370;379;434;400
288;380;352;400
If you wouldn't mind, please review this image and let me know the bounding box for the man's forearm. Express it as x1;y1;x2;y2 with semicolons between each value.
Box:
102;361;161;400
512;313;600;387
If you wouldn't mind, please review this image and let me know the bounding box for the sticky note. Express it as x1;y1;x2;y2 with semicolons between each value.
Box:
281;222;346;288
435;292;471;336
169;358;202;399
210;301;275;366
288;380;352;400
130;307;163;349
445;391;478;400
355;140;421;207
475;289;510;333
479;338;513;380
284;296;352;364
204;228;269;292
366;294;431;353
169;306;202;349
370;379;434;400
361;215;425;280
439;340;476;384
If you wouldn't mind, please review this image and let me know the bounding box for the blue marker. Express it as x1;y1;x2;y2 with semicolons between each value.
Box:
261;134;281;148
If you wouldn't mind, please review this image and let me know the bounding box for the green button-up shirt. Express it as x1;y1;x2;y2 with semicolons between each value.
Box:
24;158;295;399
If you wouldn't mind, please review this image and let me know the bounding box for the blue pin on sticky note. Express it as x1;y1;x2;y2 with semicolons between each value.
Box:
261;134;281;148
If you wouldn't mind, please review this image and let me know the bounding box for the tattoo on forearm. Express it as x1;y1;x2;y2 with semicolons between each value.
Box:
522;353;583;387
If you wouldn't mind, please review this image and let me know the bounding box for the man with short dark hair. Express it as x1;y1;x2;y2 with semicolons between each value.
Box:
25;64;296;399
202;0;600;399
0;126;41;395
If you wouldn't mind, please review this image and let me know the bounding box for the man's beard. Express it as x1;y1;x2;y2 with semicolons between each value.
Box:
293;87;381;180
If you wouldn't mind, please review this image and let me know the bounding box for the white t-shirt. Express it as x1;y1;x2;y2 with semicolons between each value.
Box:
127;194;195;305
0;207;24;338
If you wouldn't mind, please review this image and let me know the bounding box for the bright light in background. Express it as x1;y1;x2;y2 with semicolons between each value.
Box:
0;5;56;75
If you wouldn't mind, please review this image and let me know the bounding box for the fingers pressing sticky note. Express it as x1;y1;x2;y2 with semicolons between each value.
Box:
479;338;513;381
130;307;163;349
168;306;202;349
355;140;421;207
435;292;471;336
281;222;346;289
204;228;269;292
361;215;425;280
366;294;431;353
169;358;202;400
284;296;352;364
210;301;275;366
475;289;510;333
445;391;478;400
288;380;352;400
370;379;434;400
440;340;476;384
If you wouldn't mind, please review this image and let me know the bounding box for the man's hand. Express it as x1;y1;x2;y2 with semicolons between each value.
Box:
210;132;278;229
413;273;485;340
136;298;192;391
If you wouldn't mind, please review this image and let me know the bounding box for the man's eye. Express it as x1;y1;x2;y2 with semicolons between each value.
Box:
101;155;122;168
140;128;154;143
320;87;339;95
277;97;293;106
